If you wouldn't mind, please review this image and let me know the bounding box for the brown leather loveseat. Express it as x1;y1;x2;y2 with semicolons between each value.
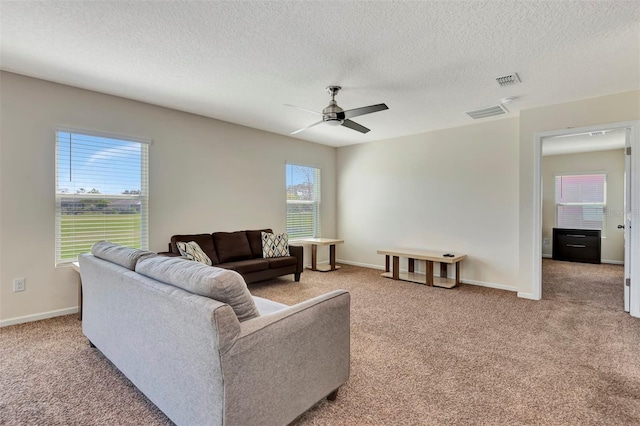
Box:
161;229;303;284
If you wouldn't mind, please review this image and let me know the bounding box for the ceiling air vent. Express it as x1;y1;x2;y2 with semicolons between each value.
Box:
496;73;521;86
466;104;509;119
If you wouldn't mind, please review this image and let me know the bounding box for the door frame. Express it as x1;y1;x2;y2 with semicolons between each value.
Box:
532;120;640;317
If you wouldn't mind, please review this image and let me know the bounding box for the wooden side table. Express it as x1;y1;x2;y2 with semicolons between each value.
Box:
298;238;344;272
71;262;82;320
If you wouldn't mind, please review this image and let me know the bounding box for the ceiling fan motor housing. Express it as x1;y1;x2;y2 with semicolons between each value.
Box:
323;86;345;125
323;101;345;125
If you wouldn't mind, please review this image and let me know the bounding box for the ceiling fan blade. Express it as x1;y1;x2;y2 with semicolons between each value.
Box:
342;103;388;120
284;104;322;116
291;120;324;135
341;119;370;134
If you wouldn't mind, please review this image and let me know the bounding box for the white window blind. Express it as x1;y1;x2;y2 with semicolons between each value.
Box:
555;173;606;234
286;164;321;239
55;130;149;265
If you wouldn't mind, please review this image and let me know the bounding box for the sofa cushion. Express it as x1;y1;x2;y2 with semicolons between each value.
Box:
176;241;213;265
171;234;219;265
261;232;290;258
221;259;269;275
91;241;155;270
252;296;288;315
265;256;297;269
135;256;260;322
213;231;253;263
246;229;273;258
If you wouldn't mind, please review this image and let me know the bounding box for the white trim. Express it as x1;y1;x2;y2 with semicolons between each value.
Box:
337;259;385;270
517;292;539;300
461;279;518;292
55;126;152;145
533;120;640;317
543;254;623;265
0;307;78;327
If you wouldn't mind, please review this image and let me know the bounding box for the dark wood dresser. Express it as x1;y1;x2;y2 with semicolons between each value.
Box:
552;228;601;264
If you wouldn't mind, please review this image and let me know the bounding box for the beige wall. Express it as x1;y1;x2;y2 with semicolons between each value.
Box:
519;90;640;296
0;72;337;323
336;118;520;290
542;149;625;262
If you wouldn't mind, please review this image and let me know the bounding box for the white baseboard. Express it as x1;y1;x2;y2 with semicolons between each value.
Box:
542;254;624;265
517;292;540;300
337;259;517;292
337;259;385;270
0;307;78;327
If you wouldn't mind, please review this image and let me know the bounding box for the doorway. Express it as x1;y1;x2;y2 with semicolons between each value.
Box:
532;121;640;317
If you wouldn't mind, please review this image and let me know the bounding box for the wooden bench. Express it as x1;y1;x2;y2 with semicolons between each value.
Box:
377;248;466;289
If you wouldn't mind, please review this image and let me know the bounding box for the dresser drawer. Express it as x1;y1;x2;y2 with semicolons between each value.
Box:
552;228;601;264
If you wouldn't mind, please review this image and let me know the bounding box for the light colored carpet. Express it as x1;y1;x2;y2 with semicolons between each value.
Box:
1;260;639;425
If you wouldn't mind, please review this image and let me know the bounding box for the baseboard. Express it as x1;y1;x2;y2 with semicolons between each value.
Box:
543;255;623;265
517;292;540;300
460;279;517;292
0;307;78;327
337;259;385;270
337;259;517;292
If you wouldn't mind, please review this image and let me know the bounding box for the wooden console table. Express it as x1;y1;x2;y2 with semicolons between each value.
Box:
377;248;466;289
298;238;344;272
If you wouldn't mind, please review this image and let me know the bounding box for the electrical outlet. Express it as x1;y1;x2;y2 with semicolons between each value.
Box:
543;238;549;245
13;278;25;292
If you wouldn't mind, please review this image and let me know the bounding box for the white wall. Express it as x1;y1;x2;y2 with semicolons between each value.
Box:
0;72;336;323
542;149;625;262
336;118;520;290
518;91;640;297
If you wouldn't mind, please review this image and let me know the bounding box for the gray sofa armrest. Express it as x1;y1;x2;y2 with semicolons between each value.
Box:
220;290;350;426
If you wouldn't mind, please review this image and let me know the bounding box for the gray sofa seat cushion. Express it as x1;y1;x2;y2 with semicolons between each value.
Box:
135;256;260;322
265;256;297;269
92;241;156;270
252;296;288;315
213;231;253;263
221;259;269;274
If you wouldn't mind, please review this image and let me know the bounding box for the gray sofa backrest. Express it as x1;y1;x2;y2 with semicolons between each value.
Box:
79;253;240;425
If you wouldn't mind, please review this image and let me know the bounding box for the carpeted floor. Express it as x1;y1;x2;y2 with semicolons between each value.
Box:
1;260;639;425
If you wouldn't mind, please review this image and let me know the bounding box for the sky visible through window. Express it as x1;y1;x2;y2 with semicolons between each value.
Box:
56;132;142;195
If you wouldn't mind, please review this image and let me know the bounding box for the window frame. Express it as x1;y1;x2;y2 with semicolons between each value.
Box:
54;127;151;266
286;163;321;240
554;172;607;237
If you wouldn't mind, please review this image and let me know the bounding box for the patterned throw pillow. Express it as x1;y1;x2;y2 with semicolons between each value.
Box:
261;232;290;258
176;241;213;266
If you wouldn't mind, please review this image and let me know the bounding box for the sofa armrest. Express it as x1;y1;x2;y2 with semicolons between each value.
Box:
220;290;350;426
289;244;303;274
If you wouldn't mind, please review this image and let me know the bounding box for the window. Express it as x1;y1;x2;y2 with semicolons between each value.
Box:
286;164;320;239
55;130;150;264
555;173;606;235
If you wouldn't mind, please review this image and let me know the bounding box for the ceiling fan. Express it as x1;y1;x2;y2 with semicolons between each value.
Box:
287;86;388;135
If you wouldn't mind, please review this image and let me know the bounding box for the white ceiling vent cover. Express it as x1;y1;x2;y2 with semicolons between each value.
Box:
466;104;509;119
496;73;521;86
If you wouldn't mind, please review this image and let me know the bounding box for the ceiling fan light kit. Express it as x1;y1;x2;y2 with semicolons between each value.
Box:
288;86;388;135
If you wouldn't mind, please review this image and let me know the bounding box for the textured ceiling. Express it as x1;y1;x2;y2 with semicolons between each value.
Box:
1;1;639;147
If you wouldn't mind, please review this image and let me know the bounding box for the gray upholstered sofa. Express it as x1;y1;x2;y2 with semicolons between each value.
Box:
79;242;350;426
